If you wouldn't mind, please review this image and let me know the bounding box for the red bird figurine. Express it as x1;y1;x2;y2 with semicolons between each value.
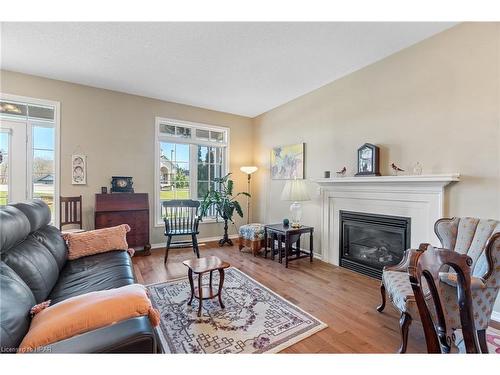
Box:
391;163;405;172
336;167;347;176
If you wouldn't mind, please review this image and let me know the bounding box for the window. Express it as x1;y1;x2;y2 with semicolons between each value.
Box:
0;95;59;224
155;117;229;224
31;124;55;205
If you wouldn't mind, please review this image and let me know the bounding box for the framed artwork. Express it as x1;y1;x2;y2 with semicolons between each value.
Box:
71;154;87;185
271;143;305;180
355;143;380;176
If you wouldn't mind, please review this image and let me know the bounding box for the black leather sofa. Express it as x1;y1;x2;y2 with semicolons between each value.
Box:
0;200;157;353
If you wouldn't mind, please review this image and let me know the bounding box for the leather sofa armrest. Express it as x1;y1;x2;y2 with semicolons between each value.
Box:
384;243;431;273
37;317;158;353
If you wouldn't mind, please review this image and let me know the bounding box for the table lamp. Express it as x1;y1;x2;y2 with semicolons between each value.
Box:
240;166;258;224
280;179;310;228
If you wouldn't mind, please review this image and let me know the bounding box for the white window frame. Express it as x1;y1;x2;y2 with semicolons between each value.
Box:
0;93;61;227
0;127;12;204
154;116;230;227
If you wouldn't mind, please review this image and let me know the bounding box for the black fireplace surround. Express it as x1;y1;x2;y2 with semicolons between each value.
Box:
339;211;411;279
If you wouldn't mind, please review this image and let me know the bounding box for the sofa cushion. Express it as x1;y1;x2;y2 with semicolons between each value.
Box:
65;224;130;260
0;262;36;351
2;234;60;303
0;206;31;254
19;284;159;353
11;200;51;233
32;226;68;271
49;250;135;304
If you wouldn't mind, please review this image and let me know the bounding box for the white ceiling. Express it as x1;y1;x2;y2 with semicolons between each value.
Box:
1;22;456;117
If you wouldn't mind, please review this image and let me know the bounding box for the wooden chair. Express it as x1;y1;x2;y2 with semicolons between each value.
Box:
163;200;201;264
59;195;84;233
377;217;499;353
408;246;480;353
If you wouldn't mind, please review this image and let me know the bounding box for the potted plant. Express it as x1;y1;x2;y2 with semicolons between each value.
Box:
200;173;250;246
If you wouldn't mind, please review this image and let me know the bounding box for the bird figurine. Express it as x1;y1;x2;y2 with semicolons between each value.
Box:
336;167;347;177
391;163;405;175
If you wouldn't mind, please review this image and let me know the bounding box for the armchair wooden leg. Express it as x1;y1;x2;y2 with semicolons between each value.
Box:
238;236;244;251
376;283;386;312
398;312;412;354
477;329;489;353
192;234;200;258
164;235;172;264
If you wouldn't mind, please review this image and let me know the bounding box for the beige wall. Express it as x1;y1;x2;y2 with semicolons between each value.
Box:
252;23;500;313
0;70;254;245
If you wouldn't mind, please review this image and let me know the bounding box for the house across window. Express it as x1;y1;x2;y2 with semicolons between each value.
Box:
155;117;229;224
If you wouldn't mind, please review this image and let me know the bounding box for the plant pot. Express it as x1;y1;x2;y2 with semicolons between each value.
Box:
219;219;233;247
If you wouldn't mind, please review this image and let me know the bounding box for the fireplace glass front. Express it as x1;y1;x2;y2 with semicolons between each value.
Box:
339;211;411;279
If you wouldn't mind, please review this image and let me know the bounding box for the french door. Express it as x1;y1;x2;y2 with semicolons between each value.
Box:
0;95;59;224
0;120;28;203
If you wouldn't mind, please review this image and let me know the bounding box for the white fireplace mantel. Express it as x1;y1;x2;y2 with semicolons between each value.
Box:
315;173;460;186
314;173;460;266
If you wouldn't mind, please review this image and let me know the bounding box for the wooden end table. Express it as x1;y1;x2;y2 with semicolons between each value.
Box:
182;256;230;317
264;224;314;268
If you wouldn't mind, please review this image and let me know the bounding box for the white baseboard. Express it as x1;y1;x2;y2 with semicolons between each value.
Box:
313;252;322;260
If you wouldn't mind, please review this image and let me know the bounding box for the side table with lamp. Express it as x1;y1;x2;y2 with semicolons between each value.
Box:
264;179;314;267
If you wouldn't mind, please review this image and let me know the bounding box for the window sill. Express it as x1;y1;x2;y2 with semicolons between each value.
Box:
154;217;221;228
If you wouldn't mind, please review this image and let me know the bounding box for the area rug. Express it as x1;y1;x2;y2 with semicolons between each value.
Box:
487;327;500;354
147;267;327;353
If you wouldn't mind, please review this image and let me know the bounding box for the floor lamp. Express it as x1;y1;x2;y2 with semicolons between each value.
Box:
240;166;258;224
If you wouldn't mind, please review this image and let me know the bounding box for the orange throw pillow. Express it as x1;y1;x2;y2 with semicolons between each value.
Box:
64;224;130;260
18;284;160;353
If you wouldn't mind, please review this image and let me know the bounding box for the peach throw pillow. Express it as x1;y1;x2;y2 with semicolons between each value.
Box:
65;224;130;260
18;284;160;353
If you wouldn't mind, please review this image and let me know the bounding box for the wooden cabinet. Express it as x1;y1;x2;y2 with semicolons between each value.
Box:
95;193;151;255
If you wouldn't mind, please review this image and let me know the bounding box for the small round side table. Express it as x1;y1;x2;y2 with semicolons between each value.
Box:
182;256;230;317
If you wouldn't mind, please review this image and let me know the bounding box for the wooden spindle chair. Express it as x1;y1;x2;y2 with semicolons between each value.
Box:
59;195;84;233
408;246;481;353
162;200;201;264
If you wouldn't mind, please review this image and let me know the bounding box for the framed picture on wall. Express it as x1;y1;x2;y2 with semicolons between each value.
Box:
71;154;87;185
270;143;305;179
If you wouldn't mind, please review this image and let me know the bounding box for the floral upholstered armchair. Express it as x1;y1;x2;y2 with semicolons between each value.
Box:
377;217;500;353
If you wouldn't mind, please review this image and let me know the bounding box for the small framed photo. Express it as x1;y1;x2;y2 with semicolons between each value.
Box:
71;154;87;185
101;186;108;194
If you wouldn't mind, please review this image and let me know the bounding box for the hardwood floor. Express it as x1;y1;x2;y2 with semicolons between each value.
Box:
133;243;428;353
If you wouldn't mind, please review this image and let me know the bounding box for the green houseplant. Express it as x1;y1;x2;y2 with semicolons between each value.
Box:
200;173;250;246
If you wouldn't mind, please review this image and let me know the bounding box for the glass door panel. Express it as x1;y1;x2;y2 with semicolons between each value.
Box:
0;120;27;203
31;123;55;215
0;130;10;204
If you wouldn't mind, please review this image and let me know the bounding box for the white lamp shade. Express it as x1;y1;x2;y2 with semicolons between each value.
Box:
280;179;311;201
240;166;258;175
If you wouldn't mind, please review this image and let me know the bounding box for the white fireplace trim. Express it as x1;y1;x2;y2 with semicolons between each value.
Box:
314;174;460;266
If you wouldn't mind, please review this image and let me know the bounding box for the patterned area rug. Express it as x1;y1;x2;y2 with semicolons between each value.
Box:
147;267;327;353
487;327;500;354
